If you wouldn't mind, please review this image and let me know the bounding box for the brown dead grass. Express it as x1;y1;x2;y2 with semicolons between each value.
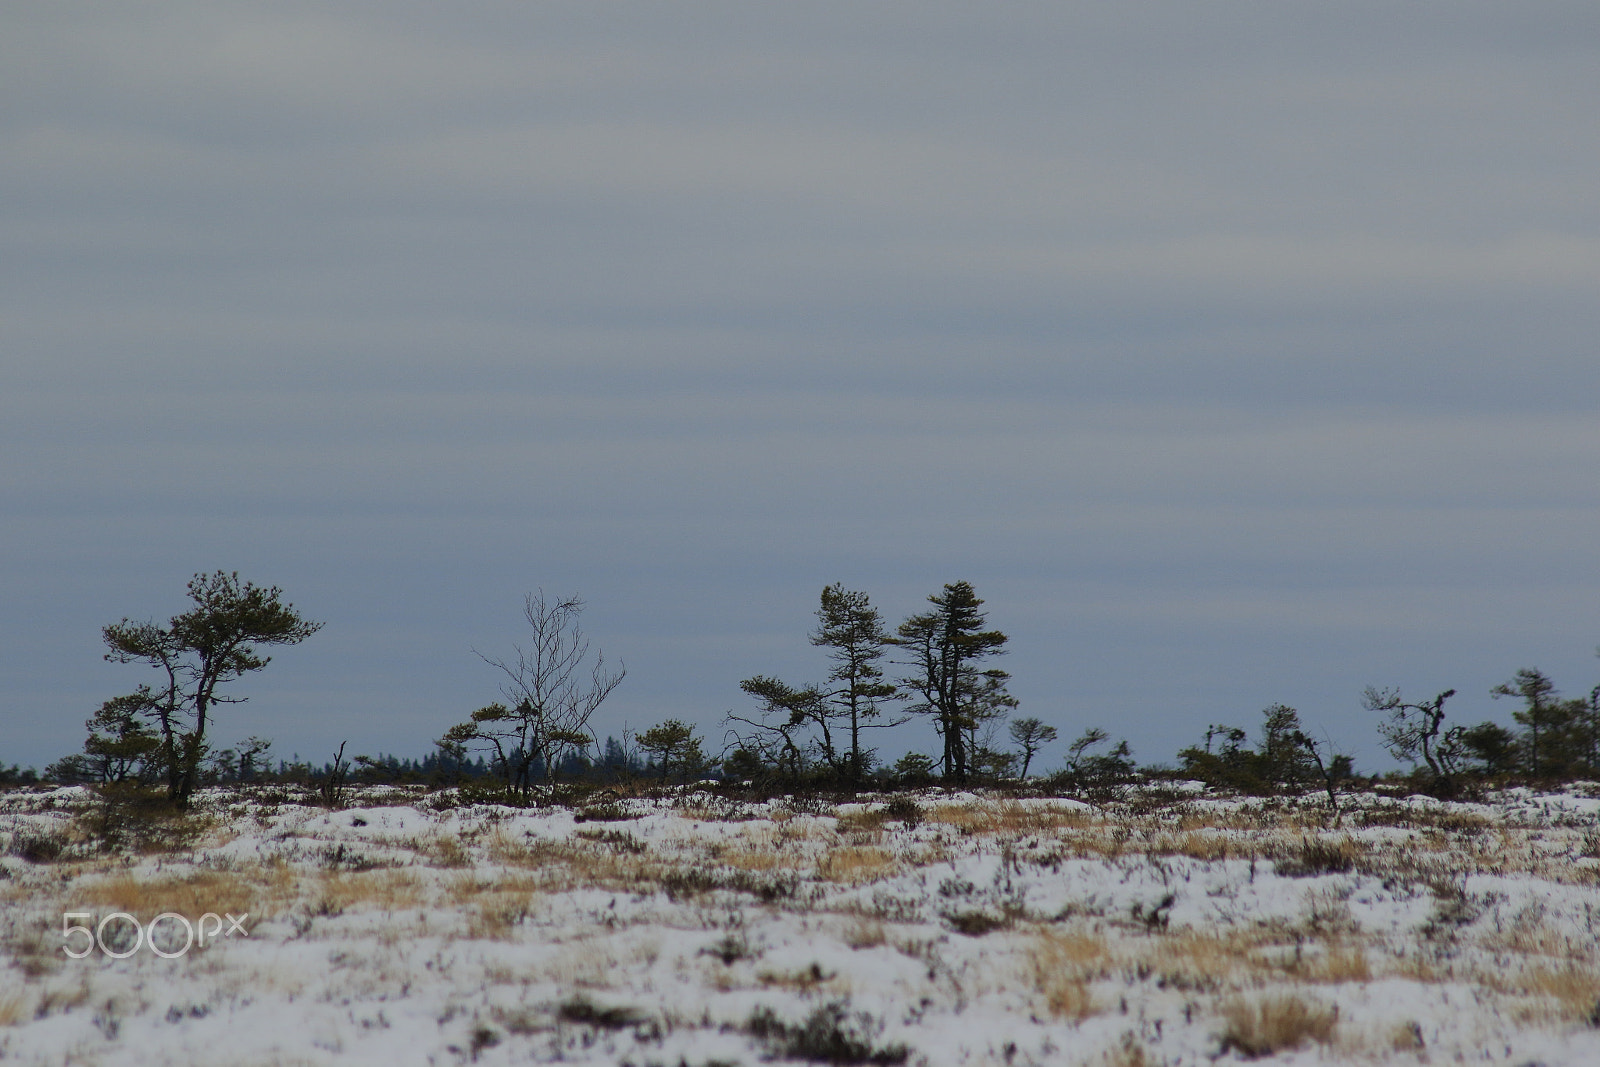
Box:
466;891;534;939
444;871;541;907
1100;1036;1150;1067
486;827;535;866
757;961;841;993
1138;930;1272;992
1027;928;1108;1022
720;847;785;873
834;809;889;834
77;870;262;922
32;978;92;1021
423;833;470;868
315;869;424;914
842;918;888;949
929;801;1089;837
1147;830;1238;862
477;838;653;892
1294;942;1371;984
1218;993;1338;1058
818;846;898;885
0;989;27;1027
1490;962;1600;1022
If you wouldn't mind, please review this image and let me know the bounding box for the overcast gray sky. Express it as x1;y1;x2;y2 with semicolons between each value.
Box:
5;1;1599;773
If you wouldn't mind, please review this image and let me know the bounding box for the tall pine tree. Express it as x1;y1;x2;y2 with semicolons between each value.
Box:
891;581;1012;784
812;583;902;782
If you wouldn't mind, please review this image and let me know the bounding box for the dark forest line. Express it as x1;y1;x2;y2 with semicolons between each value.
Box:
10;572;1600;804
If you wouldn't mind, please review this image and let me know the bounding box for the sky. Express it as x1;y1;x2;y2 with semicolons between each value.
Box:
4;1;1599;775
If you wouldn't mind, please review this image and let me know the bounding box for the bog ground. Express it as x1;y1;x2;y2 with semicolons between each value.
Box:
3;784;1600;1065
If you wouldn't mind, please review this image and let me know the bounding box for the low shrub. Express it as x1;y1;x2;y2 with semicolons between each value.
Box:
556;996;647;1030
1272;837;1357;878
6;829;64;863
746;1000;909;1065
883;795;923;828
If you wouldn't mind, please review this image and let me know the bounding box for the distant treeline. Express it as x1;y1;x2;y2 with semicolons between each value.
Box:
39;738;656;790
15;573;1600;802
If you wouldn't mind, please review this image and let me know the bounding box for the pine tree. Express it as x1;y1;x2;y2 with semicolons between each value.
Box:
812;584;902;782
101;571;321;806
890;581;1012;784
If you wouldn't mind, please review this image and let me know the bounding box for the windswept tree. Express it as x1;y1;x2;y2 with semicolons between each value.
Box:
1492;668;1560;777
731;675;831;779
1059;726;1135;792
1364;686;1458;787
100;571;322;806
1256;704;1319;788
730;584;905;783
639;719;704;782
442;591;624;795
1008;717;1058;779
890;581;1012;785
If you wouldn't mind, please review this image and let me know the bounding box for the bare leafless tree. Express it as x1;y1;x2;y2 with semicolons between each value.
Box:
444;591;625;795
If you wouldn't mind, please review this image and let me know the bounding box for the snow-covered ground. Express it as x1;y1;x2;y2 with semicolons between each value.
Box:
3;783;1599;1065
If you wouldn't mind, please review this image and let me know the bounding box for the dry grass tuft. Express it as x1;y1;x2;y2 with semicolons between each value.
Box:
0;989;28;1027
32;978;91;1021
1218;994;1337;1058
476;837;651;892
843;918;887;950
1028;929;1107;1022
1271;835;1360;877
930;801;1087;837
485;827;535;866
1504;963;1600;1021
423;833;470;868
1388;1020;1426;1051
1295;942;1371;984
79;870;260;922
835;809;889;834
1150;830;1235;862
818;846;897;885
1037;973;1094;1022
315;869;423;914
466;892;533;939
757;961;838;993
719;846;786;873
1100;1035;1149;1067
1139;930;1269;993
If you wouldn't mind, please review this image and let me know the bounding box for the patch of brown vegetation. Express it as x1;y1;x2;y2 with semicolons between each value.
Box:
843;918;888;949
423;832;470;868
757;961;838;993
929;801;1089;837
1218;993;1338;1058
1027;928;1108;1022
0;989;26;1027
315;869;424;914
818;846;897;885
466;891;534;939
835;809;889;834
1134;930;1273;994
1491;962;1600;1022
77;869;261;922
